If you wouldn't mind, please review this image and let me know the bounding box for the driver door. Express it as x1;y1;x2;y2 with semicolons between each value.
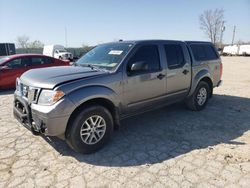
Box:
123;44;166;113
0;58;29;88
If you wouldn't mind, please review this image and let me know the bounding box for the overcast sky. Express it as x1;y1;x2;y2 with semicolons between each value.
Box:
0;0;250;47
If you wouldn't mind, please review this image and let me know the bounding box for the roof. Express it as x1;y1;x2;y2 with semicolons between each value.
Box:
103;39;212;45
104;39;181;44
7;54;51;59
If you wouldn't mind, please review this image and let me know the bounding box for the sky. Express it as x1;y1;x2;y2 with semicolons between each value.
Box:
0;0;250;47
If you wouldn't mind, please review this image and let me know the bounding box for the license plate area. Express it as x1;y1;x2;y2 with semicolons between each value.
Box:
14;98;32;128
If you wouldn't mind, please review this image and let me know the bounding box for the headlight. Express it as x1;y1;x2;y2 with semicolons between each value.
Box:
38;90;65;106
16;78;20;91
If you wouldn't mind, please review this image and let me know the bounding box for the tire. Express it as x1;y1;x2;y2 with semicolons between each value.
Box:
66;105;114;154
31;127;40;136
185;81;211;111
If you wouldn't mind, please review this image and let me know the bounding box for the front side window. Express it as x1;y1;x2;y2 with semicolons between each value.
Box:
164;44;185;69
127;45;161;74
6;58;23;68
76;43;134;71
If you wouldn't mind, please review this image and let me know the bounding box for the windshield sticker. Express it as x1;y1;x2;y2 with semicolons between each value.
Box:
108;50;123;55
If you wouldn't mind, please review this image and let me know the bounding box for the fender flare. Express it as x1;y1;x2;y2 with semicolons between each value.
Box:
188;69;212;97
66;85;121;128
67;85;120;108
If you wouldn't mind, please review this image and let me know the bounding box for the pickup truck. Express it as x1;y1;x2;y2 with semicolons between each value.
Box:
13;40;222;154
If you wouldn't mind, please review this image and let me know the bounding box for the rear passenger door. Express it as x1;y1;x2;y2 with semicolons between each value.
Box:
164;42;192;96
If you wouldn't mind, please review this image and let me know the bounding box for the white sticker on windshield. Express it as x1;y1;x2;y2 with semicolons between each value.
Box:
108;50;123;55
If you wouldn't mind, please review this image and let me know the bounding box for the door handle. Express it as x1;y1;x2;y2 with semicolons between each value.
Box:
182;69;189;75
157;73;165;80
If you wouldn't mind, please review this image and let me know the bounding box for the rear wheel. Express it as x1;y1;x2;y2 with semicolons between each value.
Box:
185;81;211;111
66;105;114;154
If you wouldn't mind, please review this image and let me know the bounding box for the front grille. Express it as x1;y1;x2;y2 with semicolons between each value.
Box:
19;83;39;103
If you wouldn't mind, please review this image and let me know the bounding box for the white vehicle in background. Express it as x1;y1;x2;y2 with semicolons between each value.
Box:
222;45;239;56
238;45;250;56
43;45;73;61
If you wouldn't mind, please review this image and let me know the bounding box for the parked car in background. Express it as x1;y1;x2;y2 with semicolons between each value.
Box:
222;45;239;56
222;44;250;56
0;43;16;56
0;54;70;89
43;45;73;61
238;45;250;56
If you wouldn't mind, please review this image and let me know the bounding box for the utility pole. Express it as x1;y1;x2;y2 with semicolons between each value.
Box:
231;25;236;45
219;21;225;49
65;27;68;47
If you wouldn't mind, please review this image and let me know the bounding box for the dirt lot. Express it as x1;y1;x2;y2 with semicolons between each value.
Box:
0;57;250;188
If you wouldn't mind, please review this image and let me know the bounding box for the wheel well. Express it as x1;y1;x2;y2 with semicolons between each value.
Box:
66;98;119;135
200;77;213;97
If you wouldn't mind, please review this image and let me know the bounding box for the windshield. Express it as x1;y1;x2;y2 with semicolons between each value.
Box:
0;56;10;64
58;49;67;53
75;43;134;70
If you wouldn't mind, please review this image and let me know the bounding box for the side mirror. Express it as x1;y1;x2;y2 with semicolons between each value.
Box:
130;61;148;72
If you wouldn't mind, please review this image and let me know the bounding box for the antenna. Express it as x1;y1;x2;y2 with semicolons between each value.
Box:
231;26;236;45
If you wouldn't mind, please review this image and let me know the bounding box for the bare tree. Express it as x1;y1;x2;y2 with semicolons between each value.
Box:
199;9;225;44
28;40;44;48
16;35;30;48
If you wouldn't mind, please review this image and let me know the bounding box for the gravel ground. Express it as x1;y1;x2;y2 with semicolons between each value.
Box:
0;56;250;188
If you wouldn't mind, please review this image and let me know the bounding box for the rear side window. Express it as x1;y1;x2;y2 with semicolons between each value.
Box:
31;57;44;66
44;57;53;64
164;44;185;69
190;44;218;61
31;57;53;66
128;45;161;72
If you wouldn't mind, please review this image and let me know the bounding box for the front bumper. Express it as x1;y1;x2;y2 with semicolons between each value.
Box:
13;92;75;138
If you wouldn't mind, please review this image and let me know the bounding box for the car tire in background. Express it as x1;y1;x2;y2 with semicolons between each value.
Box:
66;105;114;154
185;81;211;111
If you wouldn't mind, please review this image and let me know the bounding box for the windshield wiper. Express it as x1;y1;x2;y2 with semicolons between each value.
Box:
79;64;108;72
87;64;99;70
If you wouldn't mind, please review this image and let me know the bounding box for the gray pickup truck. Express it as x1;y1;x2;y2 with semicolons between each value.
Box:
13;40;222;153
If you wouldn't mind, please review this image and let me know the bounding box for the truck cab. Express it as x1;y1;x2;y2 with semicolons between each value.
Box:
14;40;222;154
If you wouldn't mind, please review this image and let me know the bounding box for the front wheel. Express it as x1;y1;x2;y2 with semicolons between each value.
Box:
66;105;114;154
185;81;211;111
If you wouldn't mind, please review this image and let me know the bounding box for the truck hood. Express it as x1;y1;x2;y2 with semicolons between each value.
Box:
20;66;107;89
